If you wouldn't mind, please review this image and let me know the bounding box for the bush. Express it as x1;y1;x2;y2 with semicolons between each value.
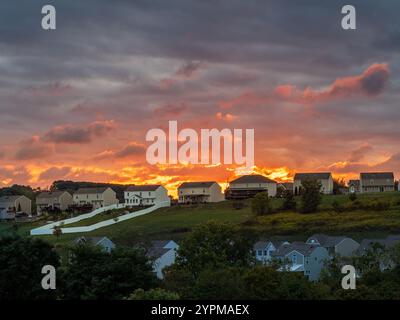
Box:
281;190;296;210
251;192;273;215
299;179;322;213
349;193;357;201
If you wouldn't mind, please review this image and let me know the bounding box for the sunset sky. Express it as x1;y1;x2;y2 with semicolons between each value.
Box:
0;0;400;196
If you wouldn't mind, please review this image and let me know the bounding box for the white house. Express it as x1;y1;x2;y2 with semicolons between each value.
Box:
271;242;329;281
124;185;170;207
306;234;360;257
254;240;290;263
0;195;32;220
74;236;116;253
73;187;119;209
225;174;277;199
147;240;179;279
178;181;224;204
293;172;333;195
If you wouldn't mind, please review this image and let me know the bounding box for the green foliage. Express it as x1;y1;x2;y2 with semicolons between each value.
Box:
0;235;60;300
61;245;157;299
282;190;296;210
251;192;273;215
174;221;255;277
333;178;346;195
349;192;357;201
332;200;344;213
128;288;179;300
299;179;322;213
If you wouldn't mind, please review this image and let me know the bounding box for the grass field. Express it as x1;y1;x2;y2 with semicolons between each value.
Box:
1;192;400;247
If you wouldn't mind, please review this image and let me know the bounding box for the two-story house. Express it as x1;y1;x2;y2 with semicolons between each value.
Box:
359;172;395;193
271;242;329;281
73;187;118;209
254;240;290;263
36;190;73;215
306;234;360;257
0;195;32;220
293;172;333;195
124;185;170;206
178;181;224;204
147;240;179;279
225;174;277;199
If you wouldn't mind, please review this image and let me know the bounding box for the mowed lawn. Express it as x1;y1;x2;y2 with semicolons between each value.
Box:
1;192;400;247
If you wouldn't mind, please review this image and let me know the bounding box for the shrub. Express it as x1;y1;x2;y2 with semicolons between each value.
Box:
281;190;296;211
251;192;273;215
299;179;322;213
349;193;357;201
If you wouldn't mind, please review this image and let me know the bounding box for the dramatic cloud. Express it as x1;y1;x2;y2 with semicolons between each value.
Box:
114;142;146;158
175;61;203;78
38;166;72;182
348;144;373;163
43;120;115;144
14;136;53;160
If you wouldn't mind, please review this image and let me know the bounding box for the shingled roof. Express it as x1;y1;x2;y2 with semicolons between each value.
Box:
178;181;216;189
294;173;332;181
360;172;394;180
230;175;276;184
37;191;68;199
74;187;110;195
272;242;321;257
126;185;161;192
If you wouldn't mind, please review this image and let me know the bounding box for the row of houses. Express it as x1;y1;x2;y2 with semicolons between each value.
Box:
0;171;398;219
254;234;400;281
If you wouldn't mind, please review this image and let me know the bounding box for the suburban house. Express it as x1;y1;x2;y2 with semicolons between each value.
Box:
225;174;277;199
348;180;360;193
36;190;73;215
74;236;116;253
306;234;360;257
357;236;400;256
124;185;170;207
271;242;329;281
359;172;395;193
178;181;224;204
0;195;32;220
147;240;179;279
254;240;290;263
73;187;119;209
293;172;333;195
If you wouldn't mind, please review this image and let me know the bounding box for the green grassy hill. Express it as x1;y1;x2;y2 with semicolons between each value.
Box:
1;192;400;247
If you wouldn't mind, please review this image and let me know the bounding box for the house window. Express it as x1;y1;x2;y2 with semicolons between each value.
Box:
149;192;151;196
257;250;262;256
264;250;267;256
292;254;297;263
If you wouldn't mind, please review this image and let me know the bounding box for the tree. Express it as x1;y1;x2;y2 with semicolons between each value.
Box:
282;190;296;210
299;179;322;213
0;235;60;300
128;288;179;300
53;226;62;238
333;178;346;195
61;245;157;300
349;192;357;201
251;192;273;215
173;221;254;277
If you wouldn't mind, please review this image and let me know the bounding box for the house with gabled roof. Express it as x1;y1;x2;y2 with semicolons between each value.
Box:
225;174;277;199
254;240;290;263
178;181;224;204
36;190;73;215
348;180;360;193
74;236;116;253
306;234;359;257
146;240;179;279
271;242;329;281
293;172;333;195
73;187;118;209
0;195;31;220
359;172;394;193
124;185;170;207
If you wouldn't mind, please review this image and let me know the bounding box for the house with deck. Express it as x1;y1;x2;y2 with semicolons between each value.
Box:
225;174;277;199
178;181;224;204
36;190;73;215
73;187;119;209
271;242;329;281
0;195;31;220
293;172;333;195
306;234;359;257
124;185;170;207
359;172;395;193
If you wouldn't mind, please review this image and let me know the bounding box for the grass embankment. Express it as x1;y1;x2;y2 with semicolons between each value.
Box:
1;192;400;247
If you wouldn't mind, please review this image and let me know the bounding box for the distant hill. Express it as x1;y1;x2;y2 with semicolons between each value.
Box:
50;180;134;202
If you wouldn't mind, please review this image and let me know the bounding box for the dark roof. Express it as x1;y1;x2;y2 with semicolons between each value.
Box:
147;240;175;258
74;187;110;195
348;180;360;186
294;173;332;180
37;191;68;199
307;234;350;247
272;242;321;257
126;185;161;192
230;175;276;184
74;236;110;245
358;238;400;254
254;240;287;250
360;172;394;180
178;181;216;189
279;182;293;190
0;195;25;203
